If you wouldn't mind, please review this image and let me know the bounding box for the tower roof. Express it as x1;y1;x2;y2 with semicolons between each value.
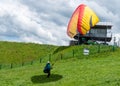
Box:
93;22;112;29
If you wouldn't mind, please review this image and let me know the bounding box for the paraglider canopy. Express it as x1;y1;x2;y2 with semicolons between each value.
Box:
67;4;99;38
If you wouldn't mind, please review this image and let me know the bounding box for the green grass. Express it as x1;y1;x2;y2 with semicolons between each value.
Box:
0;48;120;86
0;41;119;85
0;41;114;69
0;41;114;65
0;41;57;64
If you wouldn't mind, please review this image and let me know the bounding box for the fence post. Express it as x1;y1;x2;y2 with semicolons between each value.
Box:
31;60;33;65
60;54;62;60
22;62;24;66
98;44;100;53
73;49;74;57
40;58;42;63
112;45;115;52
109;45;111;51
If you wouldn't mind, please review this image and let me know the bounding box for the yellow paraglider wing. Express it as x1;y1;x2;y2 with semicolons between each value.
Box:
67;4;99;38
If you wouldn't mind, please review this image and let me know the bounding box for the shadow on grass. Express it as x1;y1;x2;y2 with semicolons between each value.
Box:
31;74;63;83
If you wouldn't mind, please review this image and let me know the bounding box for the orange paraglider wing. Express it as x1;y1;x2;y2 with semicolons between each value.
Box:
67;6;80;38
67;4;99;38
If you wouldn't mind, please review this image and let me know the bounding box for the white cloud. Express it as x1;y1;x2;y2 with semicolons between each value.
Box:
0;0;120;45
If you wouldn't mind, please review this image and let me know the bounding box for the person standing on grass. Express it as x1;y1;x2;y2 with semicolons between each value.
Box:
43;61;52;78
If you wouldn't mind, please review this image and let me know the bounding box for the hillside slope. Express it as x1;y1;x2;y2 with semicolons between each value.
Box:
0;41;57;64
0;41;116;65
0;47;120;86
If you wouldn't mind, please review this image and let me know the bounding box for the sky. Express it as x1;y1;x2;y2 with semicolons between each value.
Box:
0;0;119;46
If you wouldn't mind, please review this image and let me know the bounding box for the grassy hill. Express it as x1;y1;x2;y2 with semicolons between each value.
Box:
0;41;119;86
0;41;115;64
0;47;120;86
0;41;57;64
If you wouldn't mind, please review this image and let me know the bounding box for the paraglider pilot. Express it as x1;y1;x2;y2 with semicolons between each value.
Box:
43;61;52;78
